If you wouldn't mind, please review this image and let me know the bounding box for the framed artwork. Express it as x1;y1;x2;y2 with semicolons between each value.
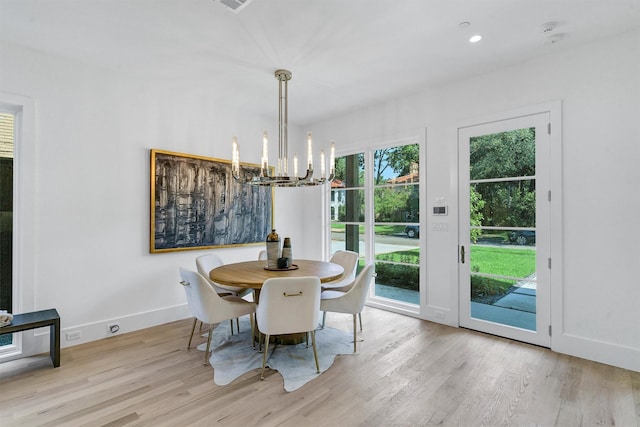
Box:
150;149;273;253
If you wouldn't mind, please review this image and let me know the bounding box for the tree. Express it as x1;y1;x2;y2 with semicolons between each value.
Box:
470;128;536;228
470;185;485;243
373;144;420;222
374;145;419;185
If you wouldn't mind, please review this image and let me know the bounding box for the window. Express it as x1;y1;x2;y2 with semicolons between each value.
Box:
0;111;14;348
331;152;365;259
372;144;420;305
330;142;421;308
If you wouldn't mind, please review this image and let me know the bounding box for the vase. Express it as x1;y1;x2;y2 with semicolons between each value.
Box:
266;229;280;269
282;237;293;262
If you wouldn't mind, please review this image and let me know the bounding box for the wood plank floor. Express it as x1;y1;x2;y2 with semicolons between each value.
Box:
1;307;638;426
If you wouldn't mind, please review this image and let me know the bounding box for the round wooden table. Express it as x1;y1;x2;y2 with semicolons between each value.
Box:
209;259;344;290
210;259;344;345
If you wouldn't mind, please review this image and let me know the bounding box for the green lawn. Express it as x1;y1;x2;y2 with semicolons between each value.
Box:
331;223;407;235
470;245;535;278
337;236;535;300
470;245;536;298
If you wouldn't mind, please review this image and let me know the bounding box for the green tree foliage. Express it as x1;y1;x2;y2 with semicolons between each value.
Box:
470;185;484;243
470;128;536;228
372;144;420;222
374;144;419;185
374;186;415;222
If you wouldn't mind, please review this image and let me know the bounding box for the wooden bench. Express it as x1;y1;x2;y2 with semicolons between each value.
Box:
0;308;60;367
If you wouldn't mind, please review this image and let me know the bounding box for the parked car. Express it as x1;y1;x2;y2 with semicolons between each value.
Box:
509;230;535;245
405;225;419;238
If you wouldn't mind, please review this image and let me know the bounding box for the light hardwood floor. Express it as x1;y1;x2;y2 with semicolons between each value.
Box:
1;307;638;426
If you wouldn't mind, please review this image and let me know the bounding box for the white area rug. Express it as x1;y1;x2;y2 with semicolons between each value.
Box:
199;317;354;392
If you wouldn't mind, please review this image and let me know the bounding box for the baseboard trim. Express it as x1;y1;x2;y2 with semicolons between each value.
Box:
553;332;640;372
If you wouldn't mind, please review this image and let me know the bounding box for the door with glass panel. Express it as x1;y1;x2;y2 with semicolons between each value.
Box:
330;143;421;308
458;113;550;347
372;144;420;306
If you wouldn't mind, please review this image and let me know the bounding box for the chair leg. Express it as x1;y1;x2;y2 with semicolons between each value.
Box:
311;330;320;373
204;324;214;365
250;313;255;349
321;311;326;329
261;334;271;380
236;318;240;334
187;317;198;349
229;319;234;335
353;314;357;353
359;313;363;331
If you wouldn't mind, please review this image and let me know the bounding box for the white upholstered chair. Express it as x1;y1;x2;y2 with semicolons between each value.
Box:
196;253;252;298
196;253;251;334
321;250;360;328
320;263;374;352
323;250;359;290
179;268;256;365
256;276;321;380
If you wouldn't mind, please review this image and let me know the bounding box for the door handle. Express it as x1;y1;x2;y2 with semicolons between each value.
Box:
460;245;465;264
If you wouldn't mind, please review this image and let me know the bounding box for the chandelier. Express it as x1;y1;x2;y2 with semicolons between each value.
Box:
231;69;335;187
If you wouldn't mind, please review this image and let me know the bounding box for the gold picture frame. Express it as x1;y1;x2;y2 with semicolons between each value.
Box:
150;149;274;253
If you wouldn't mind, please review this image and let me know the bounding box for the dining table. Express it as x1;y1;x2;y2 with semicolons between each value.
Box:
209;259;344;291
209;259;344;345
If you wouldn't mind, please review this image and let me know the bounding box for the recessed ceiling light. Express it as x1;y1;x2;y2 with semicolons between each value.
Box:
469;34;482;43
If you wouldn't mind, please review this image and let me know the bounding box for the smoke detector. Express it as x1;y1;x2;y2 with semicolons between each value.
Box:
218;0;253;13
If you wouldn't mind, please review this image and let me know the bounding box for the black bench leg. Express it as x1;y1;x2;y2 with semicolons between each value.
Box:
50;318;60;367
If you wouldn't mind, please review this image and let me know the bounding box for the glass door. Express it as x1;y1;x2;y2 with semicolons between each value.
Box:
459;113;550;347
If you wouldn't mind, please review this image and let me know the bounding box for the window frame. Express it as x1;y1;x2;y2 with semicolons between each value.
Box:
327;135;424;317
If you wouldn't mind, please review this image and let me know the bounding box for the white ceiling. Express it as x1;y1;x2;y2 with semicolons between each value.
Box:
1;0;639;125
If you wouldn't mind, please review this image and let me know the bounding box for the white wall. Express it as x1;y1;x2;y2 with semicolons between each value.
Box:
309;29;640;372
0;41;308;359
1;28;638;372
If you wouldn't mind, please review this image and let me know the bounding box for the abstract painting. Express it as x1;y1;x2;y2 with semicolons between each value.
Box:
150;149;273;253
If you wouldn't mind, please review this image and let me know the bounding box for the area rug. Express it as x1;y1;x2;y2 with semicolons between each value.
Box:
198;317;354;392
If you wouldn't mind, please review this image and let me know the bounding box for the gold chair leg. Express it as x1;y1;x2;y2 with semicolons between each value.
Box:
187;317;198;349
229;319;234;335
261;334;271;380
353;314;357;353
311;330;320;373
250;313;255;349
236;318;240;334
204;324;214;365
359;313;363;331
321;311;326;329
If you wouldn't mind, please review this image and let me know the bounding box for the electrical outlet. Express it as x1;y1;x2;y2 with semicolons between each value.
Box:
66;330;82;341
107;323;120;334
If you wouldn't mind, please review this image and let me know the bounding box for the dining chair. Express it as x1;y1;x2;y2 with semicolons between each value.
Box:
320;263;374;352
256;276;321;380
179;268;256;365
323;250;359;290
196;253;250;334
196;253;252;298
321;250;359;328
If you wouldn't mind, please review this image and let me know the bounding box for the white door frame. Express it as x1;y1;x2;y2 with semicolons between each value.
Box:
457;101;562;347
0;92;37;361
